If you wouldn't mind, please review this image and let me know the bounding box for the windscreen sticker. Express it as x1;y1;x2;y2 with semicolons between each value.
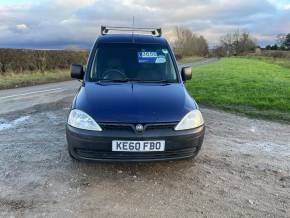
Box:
162;49;168;54
137;51;166;64
155;57;166;63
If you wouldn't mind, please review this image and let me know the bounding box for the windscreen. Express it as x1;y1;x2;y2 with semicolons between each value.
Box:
89;44;178;82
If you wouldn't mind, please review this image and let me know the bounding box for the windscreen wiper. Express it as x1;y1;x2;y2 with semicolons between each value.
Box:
129;79;175;83
157;80;175;83
141;80;175;83
96;78;129;83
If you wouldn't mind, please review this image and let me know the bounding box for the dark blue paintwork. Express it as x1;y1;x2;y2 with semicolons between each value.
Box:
72;33;198;123
67;33;205;162
73;82;197;123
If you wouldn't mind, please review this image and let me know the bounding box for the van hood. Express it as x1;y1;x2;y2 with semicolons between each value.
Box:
74;82;197;123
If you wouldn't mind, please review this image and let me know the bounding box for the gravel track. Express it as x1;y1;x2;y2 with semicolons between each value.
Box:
0;97;289;217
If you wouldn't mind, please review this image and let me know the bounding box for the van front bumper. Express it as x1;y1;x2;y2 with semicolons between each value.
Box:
66;124;205;162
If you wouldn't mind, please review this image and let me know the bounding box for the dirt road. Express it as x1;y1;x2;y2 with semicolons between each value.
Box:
0;95;289;217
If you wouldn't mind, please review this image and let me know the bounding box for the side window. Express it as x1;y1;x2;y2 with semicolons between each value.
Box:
90;49;98;79
166;53;177;80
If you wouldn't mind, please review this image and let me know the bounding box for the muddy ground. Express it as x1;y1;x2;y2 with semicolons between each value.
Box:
0;97;289;218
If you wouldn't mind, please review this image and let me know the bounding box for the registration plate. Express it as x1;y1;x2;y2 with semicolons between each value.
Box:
112;140;165;152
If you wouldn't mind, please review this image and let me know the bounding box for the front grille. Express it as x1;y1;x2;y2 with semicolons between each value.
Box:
75;147;197;161
145;123;177;130
100;122;178;133
100;124;133;131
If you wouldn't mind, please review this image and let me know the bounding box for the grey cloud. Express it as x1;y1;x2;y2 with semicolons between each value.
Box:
0;0;288;48
132;0;210;9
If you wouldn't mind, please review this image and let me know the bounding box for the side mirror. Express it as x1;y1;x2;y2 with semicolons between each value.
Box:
70;64;84;79
181;66;192;81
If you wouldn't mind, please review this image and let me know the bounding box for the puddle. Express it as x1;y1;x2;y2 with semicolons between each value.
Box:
0;116;30;131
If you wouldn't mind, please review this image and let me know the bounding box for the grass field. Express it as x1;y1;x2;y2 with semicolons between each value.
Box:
244;56;290;69
0;70;70;90
186;57;290;122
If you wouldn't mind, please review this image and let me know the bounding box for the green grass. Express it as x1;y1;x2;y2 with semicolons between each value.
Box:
0;70;70;90
177;56;204;64
244;56;290;69
186;57;290;122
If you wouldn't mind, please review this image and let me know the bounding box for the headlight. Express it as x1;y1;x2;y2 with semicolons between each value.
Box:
175;110;204;131
68;109;102;131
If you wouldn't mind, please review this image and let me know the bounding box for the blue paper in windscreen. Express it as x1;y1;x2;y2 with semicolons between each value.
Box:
137;50;166;64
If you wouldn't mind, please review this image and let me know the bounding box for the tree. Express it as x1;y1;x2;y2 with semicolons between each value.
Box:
220;30;256;56
283;33;290;49
173;27;209;57
271;44;278;50
211;46;226;57
276;33;286;47
276;33;290;50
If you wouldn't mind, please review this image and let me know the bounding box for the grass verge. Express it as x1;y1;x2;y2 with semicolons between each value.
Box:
186;57;290;122
0;70;70;90
244;55;290;69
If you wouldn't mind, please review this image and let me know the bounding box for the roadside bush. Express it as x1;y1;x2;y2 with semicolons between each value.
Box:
259;50;290;59
0;49;88;74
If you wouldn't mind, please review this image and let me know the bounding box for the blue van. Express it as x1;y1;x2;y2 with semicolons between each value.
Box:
66;26;205;162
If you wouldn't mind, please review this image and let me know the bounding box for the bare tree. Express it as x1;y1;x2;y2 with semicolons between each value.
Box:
276;34;286;47
220;33;234;56
173;27;209;57
220;30;256;56
277;33;290;50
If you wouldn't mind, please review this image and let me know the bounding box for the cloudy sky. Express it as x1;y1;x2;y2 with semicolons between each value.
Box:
0;0;289;49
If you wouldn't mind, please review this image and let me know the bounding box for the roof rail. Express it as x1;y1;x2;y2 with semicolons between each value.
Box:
101;26;162;37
